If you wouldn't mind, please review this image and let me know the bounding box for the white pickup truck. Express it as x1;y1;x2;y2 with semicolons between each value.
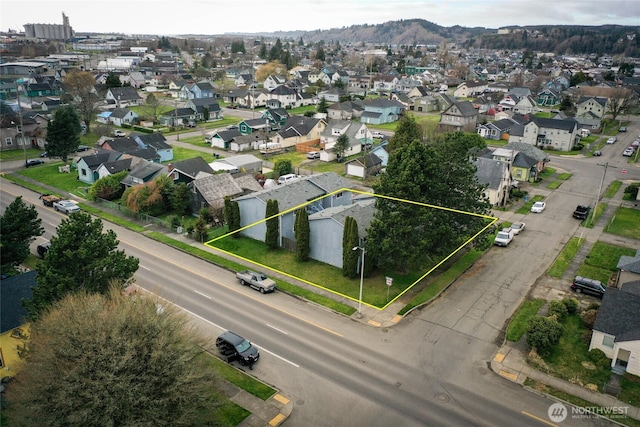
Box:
494;228;515;247
236;270;277;294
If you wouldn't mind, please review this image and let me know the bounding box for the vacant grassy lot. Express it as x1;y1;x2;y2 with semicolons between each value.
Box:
607;207;640;240
576;241;636;284
547;237;585;278
17;162;90;197
506;299;546;341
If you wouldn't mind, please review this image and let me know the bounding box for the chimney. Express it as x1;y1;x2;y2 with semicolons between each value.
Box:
167;163;173;172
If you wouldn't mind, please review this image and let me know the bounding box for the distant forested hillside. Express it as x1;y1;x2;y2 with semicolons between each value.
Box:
266;19;639;56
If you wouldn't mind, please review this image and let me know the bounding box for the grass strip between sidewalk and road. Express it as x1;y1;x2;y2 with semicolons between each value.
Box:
506;299;546;342
547;237;585;278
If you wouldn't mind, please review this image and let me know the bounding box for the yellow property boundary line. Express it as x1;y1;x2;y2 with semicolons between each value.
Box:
205;188;498;310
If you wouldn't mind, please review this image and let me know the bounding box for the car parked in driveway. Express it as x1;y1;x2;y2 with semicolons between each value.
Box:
112;130;126;137
306;151;320;159
531;201;546;213
53;200;80;214
571;276;606;298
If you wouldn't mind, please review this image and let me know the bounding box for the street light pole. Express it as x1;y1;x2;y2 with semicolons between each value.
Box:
352;243;365;318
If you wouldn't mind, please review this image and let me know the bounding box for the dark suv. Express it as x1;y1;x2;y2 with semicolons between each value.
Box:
571;276;606;298
36;242;51;258
216;331;259;367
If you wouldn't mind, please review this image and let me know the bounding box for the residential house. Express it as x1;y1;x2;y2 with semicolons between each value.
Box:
513;95;538;115
319;120;367;162
504;141;549;180
453;81;488;98
235;73;254;87
372;74;399;93
262;108;289;130
327;100;365;120
407;86;430;99
125;71;146;88
211;154;263;174
263;75;287;91
477;117;518;141
96;157;134;181
185;98;223;121
233;172;352;247
370;142;389;167
188;81;216;99
0;270;36;380
159;108;198;127
318;88;348;103
268;85;298;109
75;151;123;184
410;95;439;113
537;88;561;106
440;100;478;131
238;118;270;135
99;137;160;162
188;172;258;214
474;156;511;206
108;108;139;127
133;133;173;162
616;249;640;286
120;159;167;188
345;153;383;179
105;87;143;108
167;157;214;184
308;198;376;269
510;117;579;152
360;98;404;125
221;89;248;105
229;132;267;153
576;96;608;121
206;128;242;150
589;281;640;376
271;116;326;149
0;112;47;151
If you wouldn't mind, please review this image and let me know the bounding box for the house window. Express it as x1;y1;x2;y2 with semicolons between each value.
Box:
81;169;87;176
5;137;12;146
602;335;614;348
335;192;343;199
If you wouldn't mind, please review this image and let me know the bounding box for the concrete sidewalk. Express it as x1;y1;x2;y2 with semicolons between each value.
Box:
491;340;640;422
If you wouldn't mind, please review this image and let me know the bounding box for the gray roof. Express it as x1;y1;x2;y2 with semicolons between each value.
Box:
79;151;122;169
593;283;640;342
234;172;351;211
617;249;640;274
531;117;577;132
504;141;549;162
309;198;375;238
474;157;507;190
121;160;166;185
134;133;171;151
1;270;36;333
169;157;214;179
277;116;323;139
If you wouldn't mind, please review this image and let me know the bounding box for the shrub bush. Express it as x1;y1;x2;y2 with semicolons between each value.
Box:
548;300;569;320
588;348;611;369
526;316;563;356
580;309;598;329
561;297;579;315
586;302;600;311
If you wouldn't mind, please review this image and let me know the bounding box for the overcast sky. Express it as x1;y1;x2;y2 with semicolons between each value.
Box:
2;0;639;35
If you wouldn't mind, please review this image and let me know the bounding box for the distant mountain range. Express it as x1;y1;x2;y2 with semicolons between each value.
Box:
234;19;639;56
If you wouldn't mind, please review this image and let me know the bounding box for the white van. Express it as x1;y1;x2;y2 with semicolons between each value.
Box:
278;174;301;185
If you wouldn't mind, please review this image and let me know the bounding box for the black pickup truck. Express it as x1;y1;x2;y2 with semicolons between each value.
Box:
573;205;591;220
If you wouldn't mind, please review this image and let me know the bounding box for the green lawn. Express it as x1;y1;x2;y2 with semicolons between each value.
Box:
506;299;546;341
539;314;612;391
607;207;640;240
210;235;424;308
576;241;636;284
0;148;43;161
547;237;585;278
585;202;607;229
604;180;622;198
17;162;91;197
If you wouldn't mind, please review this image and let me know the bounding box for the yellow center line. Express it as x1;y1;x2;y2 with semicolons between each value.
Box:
522;411;558;426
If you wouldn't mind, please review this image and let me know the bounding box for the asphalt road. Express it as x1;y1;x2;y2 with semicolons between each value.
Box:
1;172;621;426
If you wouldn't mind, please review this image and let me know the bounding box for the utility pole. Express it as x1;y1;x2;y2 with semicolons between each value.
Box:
16;82;26;164
589;162;617;227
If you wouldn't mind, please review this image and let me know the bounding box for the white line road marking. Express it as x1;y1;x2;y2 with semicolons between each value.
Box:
194;290;212;300
266;324;289;335
139;265;151;271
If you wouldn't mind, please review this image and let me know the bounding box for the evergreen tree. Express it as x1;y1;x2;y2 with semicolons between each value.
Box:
273;159;293;177
388;114;422;151
25;212;139;319
265;199;280;249
334;134;350;160
224;198;241;236
295;208;310;262
317;96;328;113
367;135;489;273
0;196;44;270
342;216;360;278
45;105;82;162
105;72;122;88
